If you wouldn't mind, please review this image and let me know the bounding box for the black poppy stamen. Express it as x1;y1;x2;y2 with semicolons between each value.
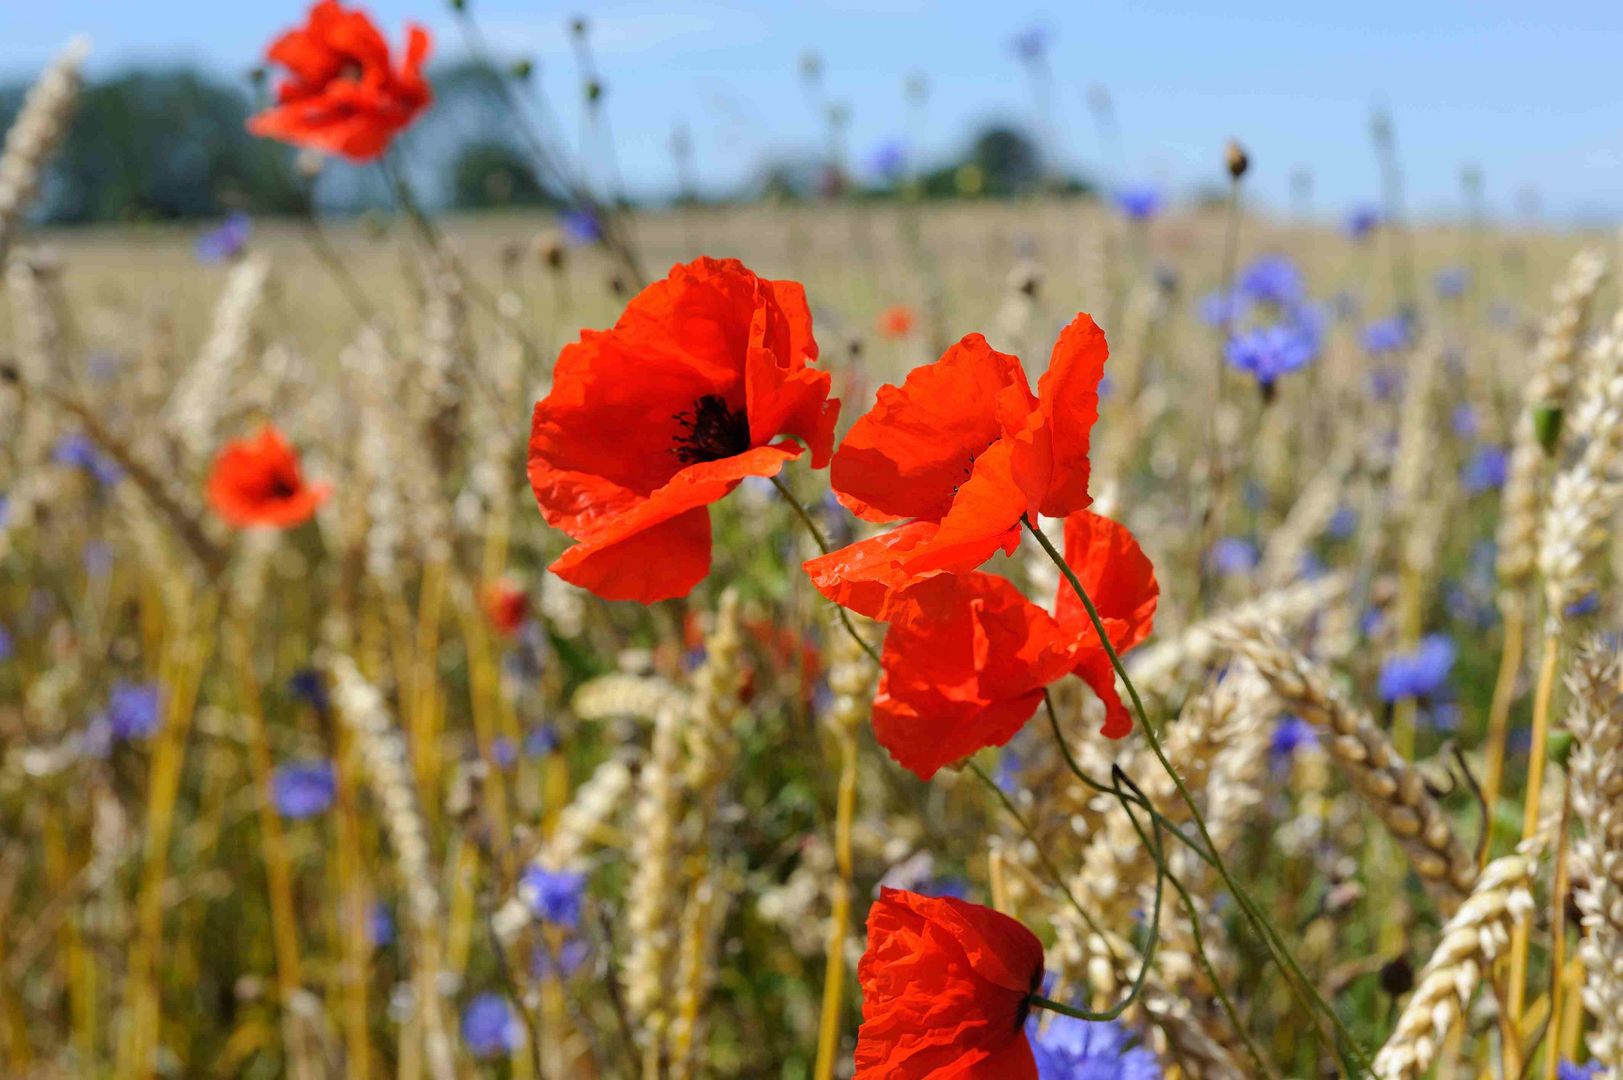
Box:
671;394;750;464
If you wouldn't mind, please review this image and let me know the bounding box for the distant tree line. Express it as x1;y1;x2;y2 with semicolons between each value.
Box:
0;62;1087;224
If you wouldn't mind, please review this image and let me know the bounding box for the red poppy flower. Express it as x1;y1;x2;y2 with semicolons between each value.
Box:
207;425;330;529
805;315;1107;620
877;305;917;339
856;887;1043;1078
528;257;838;603
248;1;432;162
871;511;1157;776
482;582;529;637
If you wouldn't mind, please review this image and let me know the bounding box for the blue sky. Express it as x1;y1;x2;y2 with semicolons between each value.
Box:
7;1;1623;221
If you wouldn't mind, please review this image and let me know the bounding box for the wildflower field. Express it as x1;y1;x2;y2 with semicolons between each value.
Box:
4;6;1623;1080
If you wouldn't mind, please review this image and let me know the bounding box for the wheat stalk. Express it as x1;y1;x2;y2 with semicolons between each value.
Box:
1220;622;1478;912
1371;845;1540;1079
1567;641;1623;1074
0;37;88;271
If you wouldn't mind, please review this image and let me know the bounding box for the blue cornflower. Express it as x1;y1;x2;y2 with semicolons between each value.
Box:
0;493;9;526
1029;1013;1161;1079
0;624;12;662
1114;185;1162;222
491;736;517;768
195;212;252;263
1344;205;1380;240
1270;714;1319;764
1451;404;1479;438
533;938;591;980
1327;506;1357;540
288;668;330;714
1566;593;1601;618
1378;635;1456;702
521;866;587;929
1198;288;1248;327
560;208;601;246
1209;537;1259;576
53;434;123;486
103;681;162;741
524;726;559;757
369;902;396;947
1237;254;1304;306
1012;25;1050;62
272;761;337;819
1362;316;1410;354
1461;445;1508;494
1558;1062;1603;1080
1434;266;1469;299
461;993;521;1059
1370;366;1404;401
1225;323;1316;389
870;139;907;183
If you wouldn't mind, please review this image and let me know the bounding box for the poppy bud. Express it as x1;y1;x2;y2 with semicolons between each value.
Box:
585;79;603;104
510;58;533;81
534;230;565;271
1225;139;1249;180
248;66;267;88
1378;955;1414;997
1548;728;1575;768
570;17;588;38
799;51;822;83
449;0;466;9
1533;403;1563;454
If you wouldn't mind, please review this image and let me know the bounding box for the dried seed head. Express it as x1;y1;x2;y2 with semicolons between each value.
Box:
1225;139;1249;180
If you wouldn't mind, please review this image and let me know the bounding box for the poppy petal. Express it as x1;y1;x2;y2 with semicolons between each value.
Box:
1052;510;1159;652
831;333;1034;523
1033;313;1107;517
898;439;1027;577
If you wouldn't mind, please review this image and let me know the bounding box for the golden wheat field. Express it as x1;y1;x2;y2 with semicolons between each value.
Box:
6;18;1623;1080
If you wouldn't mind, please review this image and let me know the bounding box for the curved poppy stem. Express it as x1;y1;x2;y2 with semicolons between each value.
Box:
969;762;1164;1025
1020;515;1372;1074
769;474;881;665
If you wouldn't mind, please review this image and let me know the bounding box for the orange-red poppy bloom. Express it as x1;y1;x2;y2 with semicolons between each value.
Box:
207;425;330;529
856;887;1043;1078
248;1;432;162
871;511;1157;776
529;257;838;603
482;582;530;637
877;305;917;339
805;315;1108;620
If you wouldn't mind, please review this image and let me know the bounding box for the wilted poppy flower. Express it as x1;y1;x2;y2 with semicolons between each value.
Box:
856;887;1044;1078
207;426;330;529
806;315;1108;620
528;257;838;603
248;0;432;162
483;581;529;637
873;511;1156;777
877;305;917;339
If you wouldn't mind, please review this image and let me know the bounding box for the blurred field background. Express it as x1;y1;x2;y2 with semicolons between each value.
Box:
6;5;1623;1080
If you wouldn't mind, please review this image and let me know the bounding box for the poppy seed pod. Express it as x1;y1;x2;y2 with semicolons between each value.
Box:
1225;139;1249;180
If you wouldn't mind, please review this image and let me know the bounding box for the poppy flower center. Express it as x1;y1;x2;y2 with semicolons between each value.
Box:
671;394;750;464
263;470;301;502
339;59;364;82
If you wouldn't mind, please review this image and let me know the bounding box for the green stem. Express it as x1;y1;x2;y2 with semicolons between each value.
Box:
769;474;880;665
1021;515;1372;1075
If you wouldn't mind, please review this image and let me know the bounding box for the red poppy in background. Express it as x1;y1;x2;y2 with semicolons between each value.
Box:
877;305;917;339
207;425;329;529
248;1;432;162
529;257;838;603
856;887;1043;1078
482;582;530;637
872;511;1157;776
805;315;1108;620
